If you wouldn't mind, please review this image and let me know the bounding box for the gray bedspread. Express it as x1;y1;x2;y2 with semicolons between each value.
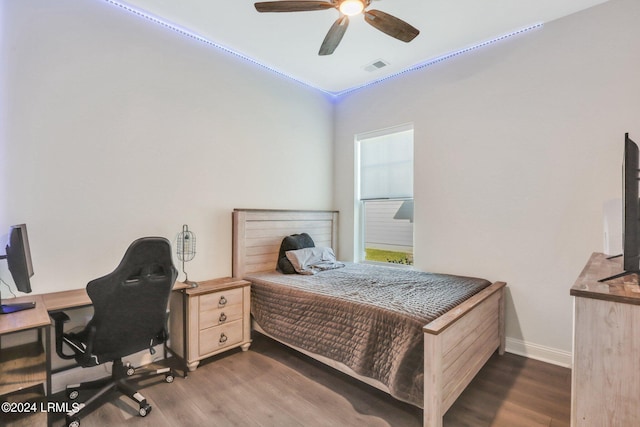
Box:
247;263;491;407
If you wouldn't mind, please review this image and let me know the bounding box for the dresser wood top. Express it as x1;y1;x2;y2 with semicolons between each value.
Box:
183;277;250;296
570;252;640;305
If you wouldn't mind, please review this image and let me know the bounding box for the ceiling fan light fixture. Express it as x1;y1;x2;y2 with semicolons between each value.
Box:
339;0;364;16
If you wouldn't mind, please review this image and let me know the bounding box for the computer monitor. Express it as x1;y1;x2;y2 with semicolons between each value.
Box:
0;224;36;314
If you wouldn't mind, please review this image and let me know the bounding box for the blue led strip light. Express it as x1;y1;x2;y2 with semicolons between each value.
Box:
101;0;332;95
333;23;544;97
102;0;542;98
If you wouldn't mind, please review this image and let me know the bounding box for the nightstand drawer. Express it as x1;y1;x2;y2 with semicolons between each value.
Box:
199;287;243;310
199;303;243;328
199;320;243;355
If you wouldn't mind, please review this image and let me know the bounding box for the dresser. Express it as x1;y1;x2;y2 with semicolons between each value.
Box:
570;253;640;426
168;277;251;371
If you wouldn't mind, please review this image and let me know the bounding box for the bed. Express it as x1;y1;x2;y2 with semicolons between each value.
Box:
232;209;506;427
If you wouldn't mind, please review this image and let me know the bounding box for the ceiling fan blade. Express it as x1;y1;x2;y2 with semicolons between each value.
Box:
319;15;349;56
364;9;419;42
255;1;335;13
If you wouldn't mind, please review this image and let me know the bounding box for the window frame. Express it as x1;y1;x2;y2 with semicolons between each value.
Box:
354;124;414;265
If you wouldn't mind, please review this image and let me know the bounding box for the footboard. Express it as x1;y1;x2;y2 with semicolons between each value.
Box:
423;281;506;427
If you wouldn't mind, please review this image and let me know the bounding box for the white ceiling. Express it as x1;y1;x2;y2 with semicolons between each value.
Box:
113;0;609;95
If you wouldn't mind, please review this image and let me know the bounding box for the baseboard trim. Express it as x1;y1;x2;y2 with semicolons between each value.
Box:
505;337;572;368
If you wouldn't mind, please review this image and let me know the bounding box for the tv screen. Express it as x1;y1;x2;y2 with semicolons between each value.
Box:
600;133;640;282
623;133;640;274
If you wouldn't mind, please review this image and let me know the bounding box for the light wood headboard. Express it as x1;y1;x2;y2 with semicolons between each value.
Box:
232;209;339;278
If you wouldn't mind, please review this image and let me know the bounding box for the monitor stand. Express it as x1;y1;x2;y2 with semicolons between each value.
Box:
0;286;36;314
597;254;640;282
598;270;639;282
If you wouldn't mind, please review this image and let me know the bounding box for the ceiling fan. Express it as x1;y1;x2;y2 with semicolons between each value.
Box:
254;0;420;56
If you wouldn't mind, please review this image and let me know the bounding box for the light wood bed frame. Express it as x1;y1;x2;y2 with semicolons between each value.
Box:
232;209;506;427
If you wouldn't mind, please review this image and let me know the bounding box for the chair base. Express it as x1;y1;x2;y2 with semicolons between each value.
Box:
64;359;175;427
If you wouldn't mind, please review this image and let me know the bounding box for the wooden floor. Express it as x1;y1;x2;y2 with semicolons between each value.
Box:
6;333;571;427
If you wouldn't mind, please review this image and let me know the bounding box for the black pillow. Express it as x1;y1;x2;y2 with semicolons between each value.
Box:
277;233;315;274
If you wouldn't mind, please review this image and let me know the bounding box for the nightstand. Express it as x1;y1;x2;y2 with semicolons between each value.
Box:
168;277;251;371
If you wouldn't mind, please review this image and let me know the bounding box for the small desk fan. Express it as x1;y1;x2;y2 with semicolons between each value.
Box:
176;224;198;288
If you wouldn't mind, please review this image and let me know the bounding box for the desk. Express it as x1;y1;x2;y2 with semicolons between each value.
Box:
0;295;50;397
43;284;190;376
1;283;190;427
41;289;92;312
1;282;190;397
0;295;51;426
43;283;189;312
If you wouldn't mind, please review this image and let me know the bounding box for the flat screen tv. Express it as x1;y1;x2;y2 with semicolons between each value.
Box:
0;224;36;314
600;133;640;282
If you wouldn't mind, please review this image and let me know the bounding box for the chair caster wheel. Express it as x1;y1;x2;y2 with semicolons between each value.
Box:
126;367;135;376
139;403;152;417
165;374;174;383
66;415;80;427
67;389;79;400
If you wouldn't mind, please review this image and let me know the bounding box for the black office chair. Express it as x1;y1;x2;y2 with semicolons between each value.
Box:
51;237;178;427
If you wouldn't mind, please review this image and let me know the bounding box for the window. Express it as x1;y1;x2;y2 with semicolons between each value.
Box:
356;125;413;265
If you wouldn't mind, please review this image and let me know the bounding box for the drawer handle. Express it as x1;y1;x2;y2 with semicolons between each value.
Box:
219;313;227;322
219;296;227;306
219;333;228;344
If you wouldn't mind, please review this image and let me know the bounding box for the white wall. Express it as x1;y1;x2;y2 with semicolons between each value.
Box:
0;0;334;294
333;0;640;364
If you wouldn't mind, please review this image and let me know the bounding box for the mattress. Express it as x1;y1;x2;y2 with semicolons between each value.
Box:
247;263;491;407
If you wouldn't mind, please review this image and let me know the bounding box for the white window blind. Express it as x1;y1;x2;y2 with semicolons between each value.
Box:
359;129;413;200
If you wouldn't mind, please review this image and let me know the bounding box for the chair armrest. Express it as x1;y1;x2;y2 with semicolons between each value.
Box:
50;311;79;360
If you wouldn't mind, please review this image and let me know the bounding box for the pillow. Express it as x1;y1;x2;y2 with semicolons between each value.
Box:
285;247;344;275
276;233;315;274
